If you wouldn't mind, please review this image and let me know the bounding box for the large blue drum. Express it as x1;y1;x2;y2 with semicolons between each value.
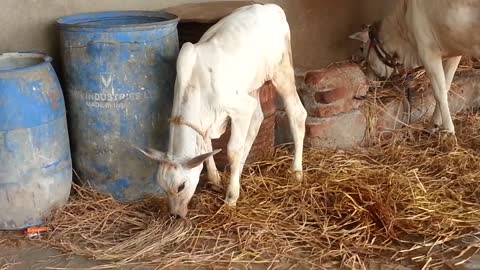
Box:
0;52;72;230
57;11;179;201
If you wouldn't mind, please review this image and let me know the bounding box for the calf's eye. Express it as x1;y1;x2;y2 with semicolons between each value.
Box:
177;182;186;193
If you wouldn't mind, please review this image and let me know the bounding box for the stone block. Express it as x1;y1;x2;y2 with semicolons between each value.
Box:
304;110;367;149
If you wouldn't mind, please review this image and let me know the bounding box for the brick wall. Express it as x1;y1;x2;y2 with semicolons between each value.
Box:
276;67;480;149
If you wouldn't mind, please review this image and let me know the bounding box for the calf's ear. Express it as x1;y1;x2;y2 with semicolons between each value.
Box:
183;149;222;169
135;146;166;161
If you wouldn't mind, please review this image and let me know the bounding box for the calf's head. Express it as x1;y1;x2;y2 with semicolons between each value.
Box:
138;147;221;219
349;26;395;80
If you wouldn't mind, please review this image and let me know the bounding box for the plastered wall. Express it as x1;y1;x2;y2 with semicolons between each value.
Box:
1;0;394;69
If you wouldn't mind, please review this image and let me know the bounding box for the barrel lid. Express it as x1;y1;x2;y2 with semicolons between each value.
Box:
0;51;65;131
0;52;52;74
56;10;179;31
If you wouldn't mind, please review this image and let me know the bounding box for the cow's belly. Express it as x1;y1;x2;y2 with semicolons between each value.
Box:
439;35;480;58
436;3;480;56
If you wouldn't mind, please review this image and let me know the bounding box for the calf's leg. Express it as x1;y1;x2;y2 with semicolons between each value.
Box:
272;53;307;180
241;101;264;162
205;138;222;189
225;96;257;206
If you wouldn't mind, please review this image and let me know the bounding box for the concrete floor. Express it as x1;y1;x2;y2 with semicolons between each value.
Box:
1;246;102;270
0;233;105;270
1;232;480;270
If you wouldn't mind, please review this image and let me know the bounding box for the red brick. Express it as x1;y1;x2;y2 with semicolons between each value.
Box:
258;81;277;117
275;111;292;145
313;86;350;104
275;109;367;149
301;63;369;117
212;113;275;170
306;97;364;118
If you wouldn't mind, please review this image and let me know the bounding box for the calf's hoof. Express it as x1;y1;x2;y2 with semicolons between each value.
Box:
208;171;222;186
224;191;238;207
294;171;304;181
207;182;223;193
225;200;237;207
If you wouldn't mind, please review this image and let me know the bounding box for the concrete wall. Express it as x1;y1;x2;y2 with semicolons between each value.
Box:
1;0;393;70
266;0;393;69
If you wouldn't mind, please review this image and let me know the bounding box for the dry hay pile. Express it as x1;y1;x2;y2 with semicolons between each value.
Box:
36;113;480;270
358;56;480;146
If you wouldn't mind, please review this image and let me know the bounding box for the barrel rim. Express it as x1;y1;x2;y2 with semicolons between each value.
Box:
56;10;180;31
0;51;52;74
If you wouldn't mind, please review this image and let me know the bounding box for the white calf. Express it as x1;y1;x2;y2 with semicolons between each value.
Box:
138;4;307;218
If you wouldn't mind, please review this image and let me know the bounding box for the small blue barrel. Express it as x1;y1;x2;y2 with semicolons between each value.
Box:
0;52;72;230
57;11;179;201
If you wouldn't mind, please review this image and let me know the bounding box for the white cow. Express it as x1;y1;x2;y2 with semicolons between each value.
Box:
138;4;307;218
350;0;480;134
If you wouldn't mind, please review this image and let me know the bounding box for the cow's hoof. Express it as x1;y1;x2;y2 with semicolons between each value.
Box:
439;131;457;149
429;124;441;134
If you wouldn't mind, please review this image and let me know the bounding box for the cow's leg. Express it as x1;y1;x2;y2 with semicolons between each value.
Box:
431;56;462;132
444;56;462;92
272;55;307;180
205;138;221;188
225;97;257;206
241;101;264;162
420;51;455;133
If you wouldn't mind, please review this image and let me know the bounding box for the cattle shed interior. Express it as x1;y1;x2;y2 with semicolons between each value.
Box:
1;1;480;270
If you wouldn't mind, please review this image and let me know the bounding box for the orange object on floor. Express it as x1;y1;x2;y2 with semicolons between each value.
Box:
23;226;48;234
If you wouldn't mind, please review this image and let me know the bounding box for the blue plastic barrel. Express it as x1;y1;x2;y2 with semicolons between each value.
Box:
0;52;72;230
57;11;179;201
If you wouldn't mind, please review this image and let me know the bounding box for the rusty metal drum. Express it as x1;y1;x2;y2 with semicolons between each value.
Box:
57;11;179;201
0;52;72;229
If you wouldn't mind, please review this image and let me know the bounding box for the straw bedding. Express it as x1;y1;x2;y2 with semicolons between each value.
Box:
0;257;18;270
37;118;480;269
35;59;480;270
